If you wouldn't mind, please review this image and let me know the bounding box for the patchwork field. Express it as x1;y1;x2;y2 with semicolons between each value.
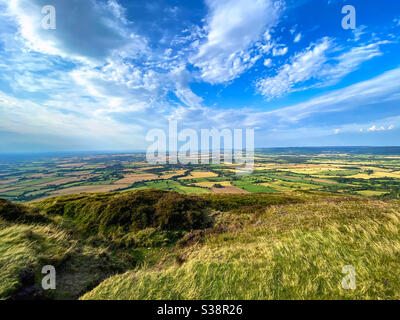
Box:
1;148;400;202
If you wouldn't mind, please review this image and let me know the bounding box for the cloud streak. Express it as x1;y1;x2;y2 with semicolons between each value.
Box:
191;0;283;84
257;37;388;100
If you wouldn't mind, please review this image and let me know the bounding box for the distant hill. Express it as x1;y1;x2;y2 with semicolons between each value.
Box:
256;146;400;155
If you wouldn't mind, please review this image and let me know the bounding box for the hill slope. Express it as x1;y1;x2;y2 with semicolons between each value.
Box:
1;190;399;300
82;195;400;300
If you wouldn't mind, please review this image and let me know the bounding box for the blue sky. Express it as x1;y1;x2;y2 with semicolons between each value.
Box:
0;0;399;153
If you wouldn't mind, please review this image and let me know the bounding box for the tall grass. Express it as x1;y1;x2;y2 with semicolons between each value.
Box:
0;220;73;299
82;199;400;300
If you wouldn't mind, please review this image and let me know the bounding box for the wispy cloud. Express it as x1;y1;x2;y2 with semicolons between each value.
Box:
365;125;395;132
256;38;388;99
257;37;332;99
272;46;288;56
191;0;283;84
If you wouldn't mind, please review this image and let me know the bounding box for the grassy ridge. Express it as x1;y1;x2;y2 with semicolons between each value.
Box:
82;197;400;300
1;190;400;300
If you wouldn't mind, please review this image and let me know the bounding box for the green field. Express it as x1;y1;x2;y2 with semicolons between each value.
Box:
1;150;400;202
128;180;210;194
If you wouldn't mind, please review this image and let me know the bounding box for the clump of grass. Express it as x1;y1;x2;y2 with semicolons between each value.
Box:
120;228;184;248
200;193;305;213
82;199;400;300
0;199;47;224
0;215;147;300
0;221;73;299
33;190;211;238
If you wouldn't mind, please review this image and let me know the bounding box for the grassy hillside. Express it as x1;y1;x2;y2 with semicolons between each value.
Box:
1;190;399;300
82;194;400;300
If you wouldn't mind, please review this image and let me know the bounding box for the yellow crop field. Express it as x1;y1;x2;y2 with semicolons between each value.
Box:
51;184;128;196
193;181;231;188
159;170;187;179
278;168;338;175
0;187;21;193
114;173;158;185
350;170;400;179
178;171;218;179
356;190;388;197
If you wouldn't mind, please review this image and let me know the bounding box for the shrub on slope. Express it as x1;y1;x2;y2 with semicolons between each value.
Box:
34;190;211;236
201;193;305;212
0;199;47;224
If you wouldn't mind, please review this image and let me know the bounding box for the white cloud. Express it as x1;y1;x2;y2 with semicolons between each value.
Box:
352;26;367;42
233;67;400;135
0;90;148;151
263;58;272;67
365;124;395;132
368;125;378;132
165;68;400;140
257;37;332;99
191;0;283;84
320;41;387;85
294;33;302;43
0;0;209;138
257;38;388;99
272;46;288;56
169;65;204;109
0;0;398;151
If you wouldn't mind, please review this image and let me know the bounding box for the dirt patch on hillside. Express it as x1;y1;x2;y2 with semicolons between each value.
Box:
211;186;250;194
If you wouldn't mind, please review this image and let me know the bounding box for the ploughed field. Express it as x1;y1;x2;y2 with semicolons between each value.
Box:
1;189;400;300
